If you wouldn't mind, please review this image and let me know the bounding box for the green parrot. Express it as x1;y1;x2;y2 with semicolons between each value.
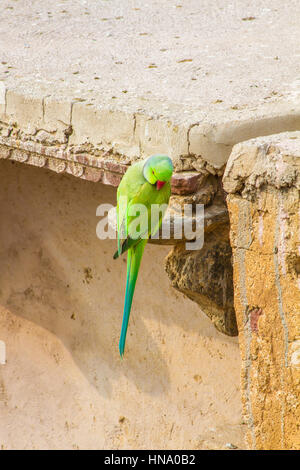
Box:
114;154;173;357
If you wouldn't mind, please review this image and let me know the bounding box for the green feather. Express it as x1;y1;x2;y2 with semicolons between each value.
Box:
119;240;146;357
115;155;173;356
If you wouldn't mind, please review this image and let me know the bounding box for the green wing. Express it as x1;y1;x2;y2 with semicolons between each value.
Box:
116;161;145;255
115;161;171;258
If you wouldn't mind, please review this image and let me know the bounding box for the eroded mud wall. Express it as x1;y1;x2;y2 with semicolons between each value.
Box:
223;133;300;450
0;160;243;449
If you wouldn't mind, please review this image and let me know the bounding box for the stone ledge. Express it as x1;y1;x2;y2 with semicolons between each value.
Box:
0;138;204;196
223;131;300;196
2;87;300;178
165;226;237;337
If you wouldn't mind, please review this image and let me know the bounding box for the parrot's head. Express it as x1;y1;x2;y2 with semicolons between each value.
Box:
143;154;173;190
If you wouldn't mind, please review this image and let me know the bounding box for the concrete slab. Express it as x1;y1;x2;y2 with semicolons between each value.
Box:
1;0;300;170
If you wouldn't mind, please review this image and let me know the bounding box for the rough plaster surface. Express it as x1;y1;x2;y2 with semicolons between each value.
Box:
0;160;244;450
165;227;237;337
223;132;300;449
1;1;300;171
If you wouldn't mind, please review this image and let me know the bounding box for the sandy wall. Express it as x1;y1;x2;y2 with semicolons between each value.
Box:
223;133;300;450
0;160;244;449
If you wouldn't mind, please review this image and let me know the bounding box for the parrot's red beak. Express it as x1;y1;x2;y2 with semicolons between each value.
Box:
156;180;166;190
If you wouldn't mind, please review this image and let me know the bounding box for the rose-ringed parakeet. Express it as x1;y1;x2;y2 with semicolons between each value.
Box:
114;155;173;357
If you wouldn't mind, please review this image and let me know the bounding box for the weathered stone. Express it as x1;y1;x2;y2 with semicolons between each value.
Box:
170;175;218;206
47;158;66;173
0;129;212;195
97;158;129;174
72;153;93;167
171;171;203;195
21;140;45;155
223;133;300;196
102;170;122;187
0;125;12;138
35;130;57;145
164;226;237;336
27;154;47;168
11;149;29;163
66;161;84;178
223;132;300;450
0;145;10;159
83;167;103;183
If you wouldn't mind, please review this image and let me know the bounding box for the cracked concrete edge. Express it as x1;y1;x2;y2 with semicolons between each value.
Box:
0;87;199;193
1;85;300;187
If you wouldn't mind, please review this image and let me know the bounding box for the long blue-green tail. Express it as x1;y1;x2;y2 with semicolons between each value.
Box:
119;240;147;357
